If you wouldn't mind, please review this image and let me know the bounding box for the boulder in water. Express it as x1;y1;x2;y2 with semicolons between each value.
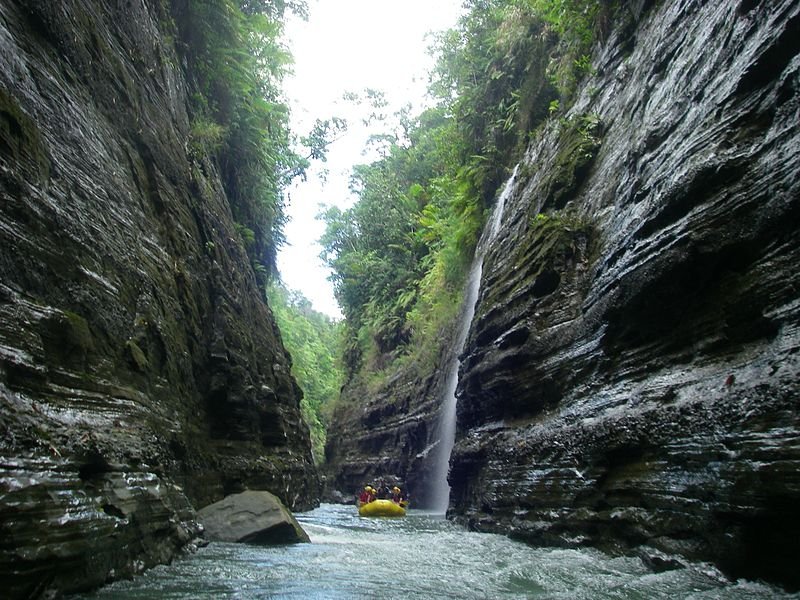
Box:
197;491;310;544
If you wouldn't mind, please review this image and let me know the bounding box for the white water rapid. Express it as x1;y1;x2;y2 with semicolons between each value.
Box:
77;503;792;599
429;167;518;513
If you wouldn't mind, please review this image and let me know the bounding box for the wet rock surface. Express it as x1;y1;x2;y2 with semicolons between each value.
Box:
449;0;800;591
323;338;458;507
0;0;318;597
197;490;310;545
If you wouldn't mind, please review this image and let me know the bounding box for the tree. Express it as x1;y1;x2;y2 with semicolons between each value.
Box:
266;282;343;464
171;0;348;283
320;0;605;387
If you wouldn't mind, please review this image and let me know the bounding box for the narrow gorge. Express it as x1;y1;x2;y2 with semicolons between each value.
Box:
1;0;799;596
325;0;800;591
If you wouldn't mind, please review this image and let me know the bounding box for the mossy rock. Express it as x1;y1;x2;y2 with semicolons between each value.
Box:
40;310;95;367
125;339;150;372
0;87;50;183
525;212;594;268
541;114;603;211
63;311;94;351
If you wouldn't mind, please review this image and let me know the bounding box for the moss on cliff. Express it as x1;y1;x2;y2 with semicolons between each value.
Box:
540;113;603;211
0;87;50;184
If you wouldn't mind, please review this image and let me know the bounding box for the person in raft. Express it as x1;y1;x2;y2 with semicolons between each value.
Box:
375;479;389;499
358;486;376;504
391;486;403;503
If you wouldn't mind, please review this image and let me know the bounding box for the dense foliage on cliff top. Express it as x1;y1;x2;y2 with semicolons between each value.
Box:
267;283;343;464
320;0;607;385
166;0;606;446
170;0;323;282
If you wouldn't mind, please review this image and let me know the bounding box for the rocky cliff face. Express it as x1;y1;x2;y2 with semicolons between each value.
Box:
449;0;800;590
0;1;318;597
324;329;459;507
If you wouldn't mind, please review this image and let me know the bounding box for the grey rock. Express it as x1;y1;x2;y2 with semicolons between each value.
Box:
0;0;319;597
324;357;457;507
450;0;800;592
326;0;800;592
638;547;687;573
198;491;310;544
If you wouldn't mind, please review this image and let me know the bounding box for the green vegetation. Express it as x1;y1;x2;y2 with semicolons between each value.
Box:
165;0;609;451
527;0;604;97
169;0;338;284
320;0;608;388
267;283;343;464
540;112;603;209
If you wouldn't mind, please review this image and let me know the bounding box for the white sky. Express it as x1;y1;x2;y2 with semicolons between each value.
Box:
277;0;464;319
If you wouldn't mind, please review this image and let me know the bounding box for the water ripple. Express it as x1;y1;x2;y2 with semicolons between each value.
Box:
77;504;798;599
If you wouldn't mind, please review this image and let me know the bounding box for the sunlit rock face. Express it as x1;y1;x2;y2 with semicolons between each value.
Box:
0;0;318;596
449;0;800;591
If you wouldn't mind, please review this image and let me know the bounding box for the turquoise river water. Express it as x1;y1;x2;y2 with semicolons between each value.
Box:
76;503;797;599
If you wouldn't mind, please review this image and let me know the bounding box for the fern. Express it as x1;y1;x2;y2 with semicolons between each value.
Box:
171;0;308;281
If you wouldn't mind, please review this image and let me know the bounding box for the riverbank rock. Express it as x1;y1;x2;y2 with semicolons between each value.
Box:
0;0;318;597
198;491;310;544
448;0;800;592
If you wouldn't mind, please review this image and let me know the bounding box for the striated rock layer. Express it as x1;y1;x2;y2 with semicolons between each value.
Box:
0;0;318;597
450;0;800;591
324;333;459;507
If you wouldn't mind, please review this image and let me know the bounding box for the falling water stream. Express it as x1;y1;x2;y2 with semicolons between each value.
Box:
77;503;796;599
429;168;518;513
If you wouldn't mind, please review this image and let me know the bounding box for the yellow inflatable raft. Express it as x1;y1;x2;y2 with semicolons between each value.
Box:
357;499;407;517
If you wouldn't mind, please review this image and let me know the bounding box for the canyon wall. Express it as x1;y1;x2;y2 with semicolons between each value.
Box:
324;328;459;506
0;1;318;597
450;0;800;590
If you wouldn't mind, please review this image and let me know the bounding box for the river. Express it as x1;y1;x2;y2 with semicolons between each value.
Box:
77;503;795;599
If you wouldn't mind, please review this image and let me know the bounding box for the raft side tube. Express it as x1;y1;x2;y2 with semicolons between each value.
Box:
357;499;407;517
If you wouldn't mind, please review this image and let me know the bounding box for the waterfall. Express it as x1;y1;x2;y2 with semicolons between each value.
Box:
429;167;518;513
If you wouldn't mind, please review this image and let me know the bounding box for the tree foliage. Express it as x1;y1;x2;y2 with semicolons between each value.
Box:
320;0;606;384
266;282;343;464
169;0;342;283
